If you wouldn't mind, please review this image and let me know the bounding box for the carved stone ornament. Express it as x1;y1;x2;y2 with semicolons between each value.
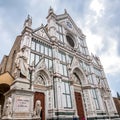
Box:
4;97;12;118
71;73;80;84
34;75;45;85
36;57;46;71
71;56;79;68
35;28;49;40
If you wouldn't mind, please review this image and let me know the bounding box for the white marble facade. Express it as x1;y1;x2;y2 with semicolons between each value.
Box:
2;8;119;120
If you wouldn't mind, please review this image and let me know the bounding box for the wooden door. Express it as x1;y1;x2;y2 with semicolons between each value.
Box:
34;92;45;120
75;92;85;120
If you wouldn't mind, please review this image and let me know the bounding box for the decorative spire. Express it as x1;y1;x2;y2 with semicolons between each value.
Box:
24;14;32;28
48;6;54;14
64;9;67;14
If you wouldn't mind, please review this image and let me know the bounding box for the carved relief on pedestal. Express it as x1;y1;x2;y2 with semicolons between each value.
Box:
4;97;12;118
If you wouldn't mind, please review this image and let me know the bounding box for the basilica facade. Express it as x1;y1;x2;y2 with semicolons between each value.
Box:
0;8;119;120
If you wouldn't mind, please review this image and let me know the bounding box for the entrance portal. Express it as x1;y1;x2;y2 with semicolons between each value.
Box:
34;92;45;120
75;92;85;120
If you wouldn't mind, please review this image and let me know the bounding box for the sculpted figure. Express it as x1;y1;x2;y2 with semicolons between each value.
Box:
37;76;45;85
72;73;80;84
34;100;42;118
15;47;28;78
5;97;12;117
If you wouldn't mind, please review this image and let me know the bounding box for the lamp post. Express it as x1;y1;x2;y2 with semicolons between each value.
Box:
29;65;34;90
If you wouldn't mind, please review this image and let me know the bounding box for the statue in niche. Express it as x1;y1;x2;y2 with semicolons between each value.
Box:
72;73;80;84
33;100;42;118
38;76;44;85
15;47;28;78
5;97;12;117
34;75;45;85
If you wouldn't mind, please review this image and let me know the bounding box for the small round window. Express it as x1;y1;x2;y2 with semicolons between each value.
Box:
66;35;75;48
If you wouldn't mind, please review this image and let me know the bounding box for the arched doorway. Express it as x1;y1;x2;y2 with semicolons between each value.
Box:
0;83;10;116
33;68;51;120
71;67;86;120
34;72;46;120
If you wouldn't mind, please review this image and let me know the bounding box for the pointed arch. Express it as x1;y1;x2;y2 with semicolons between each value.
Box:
34;68;51;86
71;66;87;85
33;57;52;86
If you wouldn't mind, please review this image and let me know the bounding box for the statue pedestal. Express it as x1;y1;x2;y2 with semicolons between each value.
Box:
2;78;34;120
11;78;30;90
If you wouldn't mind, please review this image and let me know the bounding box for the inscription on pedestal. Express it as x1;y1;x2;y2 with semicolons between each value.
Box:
14;96;30;112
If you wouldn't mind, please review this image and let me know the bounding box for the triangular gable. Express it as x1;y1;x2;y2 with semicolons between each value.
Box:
92;55;101;66
57;13;83;36
70;56;80;68
34;57;51;85
35;57;47;72
33;25;50;40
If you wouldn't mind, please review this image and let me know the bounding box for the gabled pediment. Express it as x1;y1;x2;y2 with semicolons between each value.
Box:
57;13;83;36
34;57;51;85
70;56;80;69
70;56;87;84
33;25;50;40
35;57;46;72
92;54;101;66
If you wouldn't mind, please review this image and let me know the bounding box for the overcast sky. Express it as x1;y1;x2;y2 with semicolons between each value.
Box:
0;0;120;97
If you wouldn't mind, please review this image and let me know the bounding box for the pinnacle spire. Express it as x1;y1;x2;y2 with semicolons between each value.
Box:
64;9;67;14
48;6;54;14
23;14;32;28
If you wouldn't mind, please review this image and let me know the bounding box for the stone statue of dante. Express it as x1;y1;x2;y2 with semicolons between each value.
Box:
15;47;28;78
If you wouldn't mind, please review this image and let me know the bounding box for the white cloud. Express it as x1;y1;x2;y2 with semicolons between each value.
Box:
90;0;105;17
85;29;103;54
100;39;120;75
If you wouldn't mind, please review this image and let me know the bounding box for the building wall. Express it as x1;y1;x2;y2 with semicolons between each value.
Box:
0;55;8;74
0;35;22;77
113;97;120;116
